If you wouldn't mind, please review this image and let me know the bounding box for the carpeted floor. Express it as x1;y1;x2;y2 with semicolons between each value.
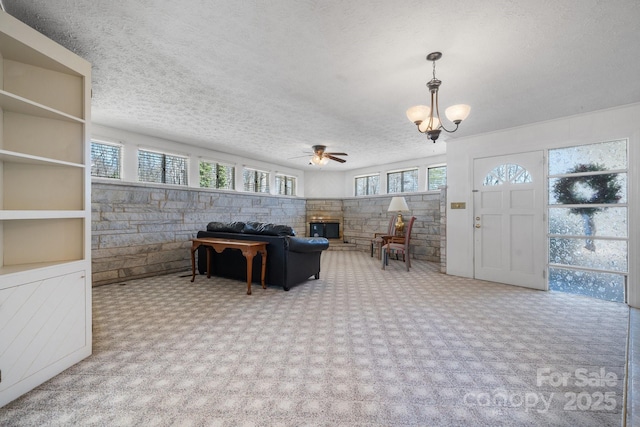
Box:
0;251;629;426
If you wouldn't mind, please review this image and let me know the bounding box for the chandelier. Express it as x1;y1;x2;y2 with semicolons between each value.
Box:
406;52;470;142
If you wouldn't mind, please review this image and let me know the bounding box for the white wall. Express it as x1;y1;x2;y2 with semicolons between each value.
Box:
445;102;640;307
304;170;347;198
91;124;307;196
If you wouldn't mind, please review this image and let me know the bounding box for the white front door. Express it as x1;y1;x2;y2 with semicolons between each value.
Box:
473;151;545;290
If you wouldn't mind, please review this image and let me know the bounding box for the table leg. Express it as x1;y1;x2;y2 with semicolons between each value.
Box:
260;248;267;289
243;250;256;295
190;242;199;282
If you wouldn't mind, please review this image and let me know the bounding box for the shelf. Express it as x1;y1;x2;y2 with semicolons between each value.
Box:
0;211;86;220
0;149;84;168
0;10;91;408
0;28;84;76
0;260;84;283
0;90;84;123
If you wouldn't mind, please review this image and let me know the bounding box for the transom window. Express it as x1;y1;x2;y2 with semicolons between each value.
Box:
138;149;188;185
243;168;270;193
483;163;532;186
387;168;418;193
355;174;379;196
200;160;235;190
91;141;122;179
275;174;296;196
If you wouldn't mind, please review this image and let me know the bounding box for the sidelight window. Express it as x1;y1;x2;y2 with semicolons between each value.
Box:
547;139;628;302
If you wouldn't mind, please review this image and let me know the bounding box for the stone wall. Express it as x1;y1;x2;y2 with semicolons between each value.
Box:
91;182;444;286
91;182;306;286
340;193;442;262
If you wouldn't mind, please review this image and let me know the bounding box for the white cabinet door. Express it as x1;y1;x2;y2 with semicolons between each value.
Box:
0;271;87;405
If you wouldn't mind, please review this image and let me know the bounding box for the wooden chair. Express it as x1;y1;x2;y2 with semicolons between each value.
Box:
381;216;416;271
370;215;397;259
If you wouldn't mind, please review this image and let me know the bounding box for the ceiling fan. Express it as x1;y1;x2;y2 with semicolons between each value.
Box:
309;145;348;165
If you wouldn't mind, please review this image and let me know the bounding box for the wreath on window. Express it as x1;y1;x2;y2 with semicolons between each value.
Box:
551;163;621;251
552;163;621;215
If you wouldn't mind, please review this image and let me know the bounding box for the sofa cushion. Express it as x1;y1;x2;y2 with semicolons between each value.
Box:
243;222;295;236
206;221;245;233
288;236;329;253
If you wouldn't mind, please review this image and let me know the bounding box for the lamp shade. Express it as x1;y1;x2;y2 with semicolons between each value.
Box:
445;104;471;123
388;196;409;212
406;105;430;124
418;116;440;133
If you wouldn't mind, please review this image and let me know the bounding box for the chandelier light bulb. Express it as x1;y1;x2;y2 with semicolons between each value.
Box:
418;116;440;132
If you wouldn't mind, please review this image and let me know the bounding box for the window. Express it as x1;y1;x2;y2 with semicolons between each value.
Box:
91;141;121;179
355;174;379;196
275;174;296;196
138;149;188;185
387;168;418;193
483;163;531;186
547;139;628;303
243;168;270;193
200;160;235;190
427;166;447;191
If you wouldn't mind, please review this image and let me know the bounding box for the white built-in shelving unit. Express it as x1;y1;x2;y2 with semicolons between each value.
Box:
0;11;92;407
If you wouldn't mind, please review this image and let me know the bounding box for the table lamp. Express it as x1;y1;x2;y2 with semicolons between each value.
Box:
387;196;410;236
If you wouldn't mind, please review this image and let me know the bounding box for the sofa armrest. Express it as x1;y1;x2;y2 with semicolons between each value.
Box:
288;236;329;253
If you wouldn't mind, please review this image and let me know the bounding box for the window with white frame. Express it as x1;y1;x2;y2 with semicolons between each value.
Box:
243;168;270;193
275;174;296;196
355;174;380;196
138;149;188;185
200;160;235;190
387;168;418;193
91;140;122;179
427;165;447;191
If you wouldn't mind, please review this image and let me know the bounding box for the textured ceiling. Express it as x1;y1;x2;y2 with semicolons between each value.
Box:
4;0;640;170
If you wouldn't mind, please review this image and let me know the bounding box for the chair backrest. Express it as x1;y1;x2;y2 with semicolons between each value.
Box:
403;216;416;250
387;214;397;236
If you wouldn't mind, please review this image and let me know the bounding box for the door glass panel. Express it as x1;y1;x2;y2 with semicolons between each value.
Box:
547;139;628;303
549;173;627;204
549;207;627;238
549;139;627;175
549;238;627;272
549;267;625;302
483;163;532;186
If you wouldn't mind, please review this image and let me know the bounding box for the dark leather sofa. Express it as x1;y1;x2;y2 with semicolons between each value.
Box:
196;221;329;291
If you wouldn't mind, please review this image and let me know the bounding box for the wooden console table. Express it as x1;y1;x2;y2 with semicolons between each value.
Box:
190;238;268;295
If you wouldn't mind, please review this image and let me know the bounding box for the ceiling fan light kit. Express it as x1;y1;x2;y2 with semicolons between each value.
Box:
309;145;347;166
311;155;330;166
407;51;471;142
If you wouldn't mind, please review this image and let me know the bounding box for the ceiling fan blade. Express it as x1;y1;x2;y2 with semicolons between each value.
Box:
326;152;348;156
327;154;346;163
